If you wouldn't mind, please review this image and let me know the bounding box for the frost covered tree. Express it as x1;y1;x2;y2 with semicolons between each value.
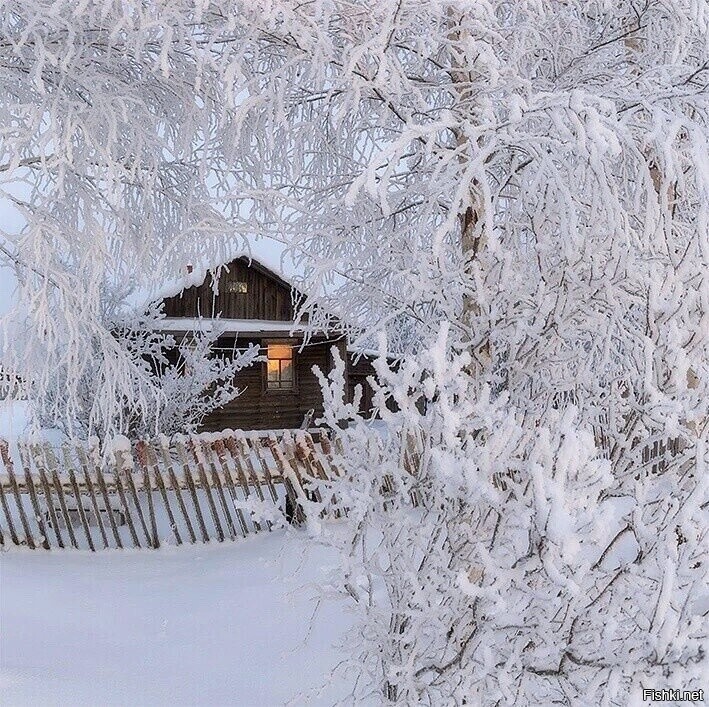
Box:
0;1;707;704
0;0;260;433
31;282;259;438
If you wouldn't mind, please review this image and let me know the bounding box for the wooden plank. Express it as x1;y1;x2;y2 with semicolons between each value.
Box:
157;442;196;544
115;450;154;547
111;450;141;548
187;438;224;542
31;443;65;548
318;430;343;477
300;432;338;517
200;439;236;542
223;435;261;533
296;432;325;490
61;445;96;552
135;442;160;549
92;449;124;549
248;435;280;505
280;432;307;488
142;451;160;548
1;441;35;548
213;438;249;537
266;433;306;526
0;458;20;546
288;432;323;513
311;432;345;517
175;440;210;543
76;445;110;550
258;435;307;523
17;445;51;549
236;433;272;532
43;445;79;549
146;443;182;546
298;433;327;481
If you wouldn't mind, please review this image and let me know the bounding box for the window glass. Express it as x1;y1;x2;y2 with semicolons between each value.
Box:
266;344;294;390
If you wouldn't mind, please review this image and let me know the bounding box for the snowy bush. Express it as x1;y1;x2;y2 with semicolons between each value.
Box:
313;334;706;705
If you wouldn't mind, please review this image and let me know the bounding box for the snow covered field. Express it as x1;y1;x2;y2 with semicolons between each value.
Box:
1;533;352;706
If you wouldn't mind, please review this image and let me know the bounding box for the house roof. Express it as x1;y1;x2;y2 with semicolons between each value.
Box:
149;253;345;337
155;317;333;338
138;248;349;339
142;251;298;307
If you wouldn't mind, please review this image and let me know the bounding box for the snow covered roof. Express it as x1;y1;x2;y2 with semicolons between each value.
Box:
156;317;318;337
141;244;355;338
130;240;300;310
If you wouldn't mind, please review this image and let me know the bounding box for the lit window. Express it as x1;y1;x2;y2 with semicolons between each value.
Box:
227;281;248;294
266;343;294;390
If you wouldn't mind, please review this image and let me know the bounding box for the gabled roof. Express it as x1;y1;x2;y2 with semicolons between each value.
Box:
155;318;318;338
151;252;297;304
130;245;299;310
147;253;348;338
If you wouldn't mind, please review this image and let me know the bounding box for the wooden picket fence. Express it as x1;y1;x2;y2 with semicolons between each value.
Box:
0;429;339;551
1;423;684;552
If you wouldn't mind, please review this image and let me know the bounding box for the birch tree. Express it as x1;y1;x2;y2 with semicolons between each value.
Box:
0;0;257;433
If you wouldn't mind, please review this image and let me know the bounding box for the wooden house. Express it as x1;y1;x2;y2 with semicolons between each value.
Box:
157;256;379;431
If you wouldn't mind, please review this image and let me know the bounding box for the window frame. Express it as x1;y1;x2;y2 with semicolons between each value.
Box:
263;339;297;393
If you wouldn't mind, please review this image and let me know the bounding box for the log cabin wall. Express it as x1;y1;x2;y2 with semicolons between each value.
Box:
202;336;331;431
162;257;295;321
348;354;379;417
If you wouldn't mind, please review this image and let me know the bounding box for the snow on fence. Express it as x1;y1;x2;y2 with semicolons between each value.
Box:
0;429;339;551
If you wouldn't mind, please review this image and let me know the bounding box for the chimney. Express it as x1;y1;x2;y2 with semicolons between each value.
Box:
186;263;193;274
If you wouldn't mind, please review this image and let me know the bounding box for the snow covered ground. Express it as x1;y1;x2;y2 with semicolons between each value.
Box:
0;533;354;706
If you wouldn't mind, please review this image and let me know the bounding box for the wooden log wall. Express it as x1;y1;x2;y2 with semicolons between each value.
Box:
201;338;330;432
0;430;339;551
162;257;295;321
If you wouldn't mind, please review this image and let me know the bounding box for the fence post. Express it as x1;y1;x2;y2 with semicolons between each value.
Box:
62;445;95;551
199;438;236;542
0;447;20;546
31;443;65;548
134;441;160;549
213;437;249;538
1;441;36;549
17;444;51;550
76;445;110;550
236;433;271;532
175;439;210;543
157;439;197;544
187;437;224;542
224;435;261;533
144;442;182;547
89;444;123;550
111;446;141;549
43;445;79;549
